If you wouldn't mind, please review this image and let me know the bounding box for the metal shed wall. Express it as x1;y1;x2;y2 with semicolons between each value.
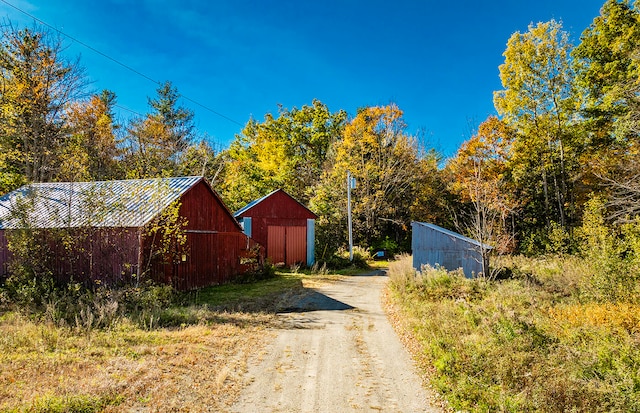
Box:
411;222;485;278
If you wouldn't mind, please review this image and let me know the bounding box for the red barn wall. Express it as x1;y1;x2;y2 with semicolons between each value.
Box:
150;231;261;290
1;179;256;290
51;228;141;286
237;190;316;266
147;179;258;290
179;180;240;232
0;227;140;286
0;230;8;277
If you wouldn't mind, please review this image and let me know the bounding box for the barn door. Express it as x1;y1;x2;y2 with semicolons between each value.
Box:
285;226;306;266
267;225;307;266
267;226;286;265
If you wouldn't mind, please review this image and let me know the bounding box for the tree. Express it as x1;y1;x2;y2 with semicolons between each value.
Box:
494;20;579;239
445;116;518;270
573;0;640;143
572;1;640;225
311;104;425;251
220;99;346;211
0;23;86;186
123;116;175;178
178;139;226;187
148;81;194;154
63;91;121;181
123;82;195;178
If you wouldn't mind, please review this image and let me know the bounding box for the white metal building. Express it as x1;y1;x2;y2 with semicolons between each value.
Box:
411;221;491;278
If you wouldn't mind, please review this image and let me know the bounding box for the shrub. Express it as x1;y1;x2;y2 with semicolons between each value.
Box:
388;253;415;292
233;261;276;284
577;196;640;303
314;246;372;270
388;254;640;412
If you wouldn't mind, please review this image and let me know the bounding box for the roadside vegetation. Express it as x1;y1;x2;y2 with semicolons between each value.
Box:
0;267;343;412
2;0;640;411
387;205;640;412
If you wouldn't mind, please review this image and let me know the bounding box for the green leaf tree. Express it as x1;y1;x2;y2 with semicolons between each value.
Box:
573;1;640;224
220;99;346;211
494;20;580;243
573;0;640;143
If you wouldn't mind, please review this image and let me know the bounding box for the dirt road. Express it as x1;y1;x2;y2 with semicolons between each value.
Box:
229;272;442;413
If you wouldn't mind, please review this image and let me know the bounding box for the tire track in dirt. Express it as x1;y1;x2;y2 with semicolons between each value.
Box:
228;273;441;413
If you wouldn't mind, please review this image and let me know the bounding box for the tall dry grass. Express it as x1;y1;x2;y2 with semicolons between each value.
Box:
387;254;640;412
0;309;275;412
0;272;308;411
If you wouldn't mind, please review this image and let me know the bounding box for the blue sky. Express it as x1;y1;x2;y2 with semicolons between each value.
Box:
1;0;606;157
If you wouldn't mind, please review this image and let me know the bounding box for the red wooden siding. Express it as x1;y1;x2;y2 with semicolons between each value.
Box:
51;228;141;285
179;180;241;232
285;226;306;266
236;190;316;266
0;227;140;285
238;190;317;220
0;230;8;277
149;231;261;290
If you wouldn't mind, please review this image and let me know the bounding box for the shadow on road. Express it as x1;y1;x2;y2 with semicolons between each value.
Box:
349;269;388;277
279;290;354;313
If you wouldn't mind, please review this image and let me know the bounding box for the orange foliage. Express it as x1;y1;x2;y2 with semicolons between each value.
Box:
548;303;640;334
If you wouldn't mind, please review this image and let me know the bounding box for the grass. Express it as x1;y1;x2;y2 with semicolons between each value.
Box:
387;254;640;412
0;270;339;412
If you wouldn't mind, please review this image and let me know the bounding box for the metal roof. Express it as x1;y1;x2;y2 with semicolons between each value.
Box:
0;176;203;229
411;221;493;250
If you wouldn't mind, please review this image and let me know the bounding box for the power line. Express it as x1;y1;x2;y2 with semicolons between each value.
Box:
0;0;244;127
114;104;143;117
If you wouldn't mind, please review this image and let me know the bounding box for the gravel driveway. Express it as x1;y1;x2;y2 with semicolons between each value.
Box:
229;271;442;413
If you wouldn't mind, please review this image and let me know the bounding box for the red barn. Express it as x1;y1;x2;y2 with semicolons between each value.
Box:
0;176;260;290
234;189;317;267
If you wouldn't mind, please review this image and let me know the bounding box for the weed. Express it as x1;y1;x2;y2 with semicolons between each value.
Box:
310;261;329;276
388;254;640;412
0;270;315;411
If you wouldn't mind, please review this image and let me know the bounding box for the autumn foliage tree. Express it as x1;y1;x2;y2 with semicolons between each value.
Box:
0;24;86;190
123;81;196;179
62;91;121;181
493;20;583;252
220;100;346;211
446;116;517;257
311;104;436;253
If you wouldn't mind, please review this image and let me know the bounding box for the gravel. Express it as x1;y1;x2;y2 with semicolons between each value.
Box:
228;271;442;413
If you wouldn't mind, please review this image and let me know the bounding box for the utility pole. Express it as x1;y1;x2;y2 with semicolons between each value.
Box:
347;171;356;261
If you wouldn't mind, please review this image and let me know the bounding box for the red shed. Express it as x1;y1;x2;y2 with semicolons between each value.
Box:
0;176;261;290
234;189;317;267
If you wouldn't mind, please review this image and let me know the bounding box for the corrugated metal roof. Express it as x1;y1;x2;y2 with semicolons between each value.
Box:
411;221;493;250
0;176;203;229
